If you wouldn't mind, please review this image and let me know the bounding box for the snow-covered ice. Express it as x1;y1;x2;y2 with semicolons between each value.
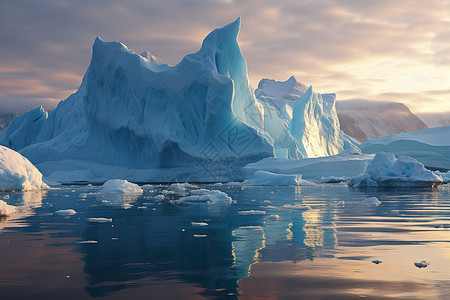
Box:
361;126;450;171
348;152;443;187
244;153;374;181
0;145;49;191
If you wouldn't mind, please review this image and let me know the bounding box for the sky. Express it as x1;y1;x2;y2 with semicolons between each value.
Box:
1;0;450;115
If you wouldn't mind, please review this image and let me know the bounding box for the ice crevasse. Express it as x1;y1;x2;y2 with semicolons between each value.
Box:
0;18;359;182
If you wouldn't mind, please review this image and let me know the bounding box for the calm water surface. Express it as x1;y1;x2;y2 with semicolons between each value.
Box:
0;184;449;299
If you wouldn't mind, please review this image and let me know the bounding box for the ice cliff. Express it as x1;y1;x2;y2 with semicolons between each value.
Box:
255;76;360;157
0;19;359;182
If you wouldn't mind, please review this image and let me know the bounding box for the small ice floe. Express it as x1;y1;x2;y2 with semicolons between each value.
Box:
87;217;112;223
99;179;143;195
2;195;10;200
191;222;208;226
193;234;207;238
238;210;266;215
213;182;223;186
121;203;133;209
55;209;77;216
414;261;430;268
0;200;16;216
361;197;381;207
372;260;382;264
77;240;98;244
267;214;280;221
153;195;165;201
173;190;232;205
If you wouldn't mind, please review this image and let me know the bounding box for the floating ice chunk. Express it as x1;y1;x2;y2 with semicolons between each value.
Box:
99;179;143;194
238;226;263;230
348;152;443;187
174;190;232;204
191;222;208;226
414;261;430;268
238;210;266;215
0;145;49;191
55;209;77;216
267;214;280;221
77;240;98;244
361;197;381;207
87;217;112;223
243;170;313;186
372;260;382;264
121;203;133;209
193;234;207;238
0;200;16;216
3;195;10;200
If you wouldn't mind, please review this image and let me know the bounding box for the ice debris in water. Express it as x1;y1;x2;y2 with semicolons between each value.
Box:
238;210;266;215
99;179;143;195
372;260;382;264
153;195;165;201
173;190;232;204
414;261;430;268
191;222;208;226
193;234;207;238
87;217;112;223
77;240;98;244
0;200;16;216
267;214;280;221
361;197;381;207
55;209;77;216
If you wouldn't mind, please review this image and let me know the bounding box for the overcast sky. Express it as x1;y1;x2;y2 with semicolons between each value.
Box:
1;0;449;114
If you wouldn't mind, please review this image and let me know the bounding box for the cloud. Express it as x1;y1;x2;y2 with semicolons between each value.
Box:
0;0;449;113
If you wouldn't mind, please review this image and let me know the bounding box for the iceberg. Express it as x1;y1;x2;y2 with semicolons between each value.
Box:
0;19;360;183
348;152;443;188
0;19;273;182
0;145;49;191
255;76;361;157
360;126;450;171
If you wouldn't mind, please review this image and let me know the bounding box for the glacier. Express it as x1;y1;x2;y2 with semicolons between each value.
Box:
0;19;360;183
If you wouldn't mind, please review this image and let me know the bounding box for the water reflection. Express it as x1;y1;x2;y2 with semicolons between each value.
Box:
0;184;449;299
0;190;45;231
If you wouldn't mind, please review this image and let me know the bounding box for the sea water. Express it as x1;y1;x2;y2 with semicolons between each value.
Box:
0;184;449;299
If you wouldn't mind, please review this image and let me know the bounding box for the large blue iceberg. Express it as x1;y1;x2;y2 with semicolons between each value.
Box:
0;19;359;182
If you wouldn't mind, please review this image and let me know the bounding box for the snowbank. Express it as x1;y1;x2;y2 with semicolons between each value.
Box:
242;170;312;186
361;126;450;171
348;152;443;187
0;145;48;191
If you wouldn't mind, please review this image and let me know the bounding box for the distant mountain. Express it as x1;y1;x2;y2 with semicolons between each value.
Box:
0;113;15;133
336;99;428;142
417;112;450;128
